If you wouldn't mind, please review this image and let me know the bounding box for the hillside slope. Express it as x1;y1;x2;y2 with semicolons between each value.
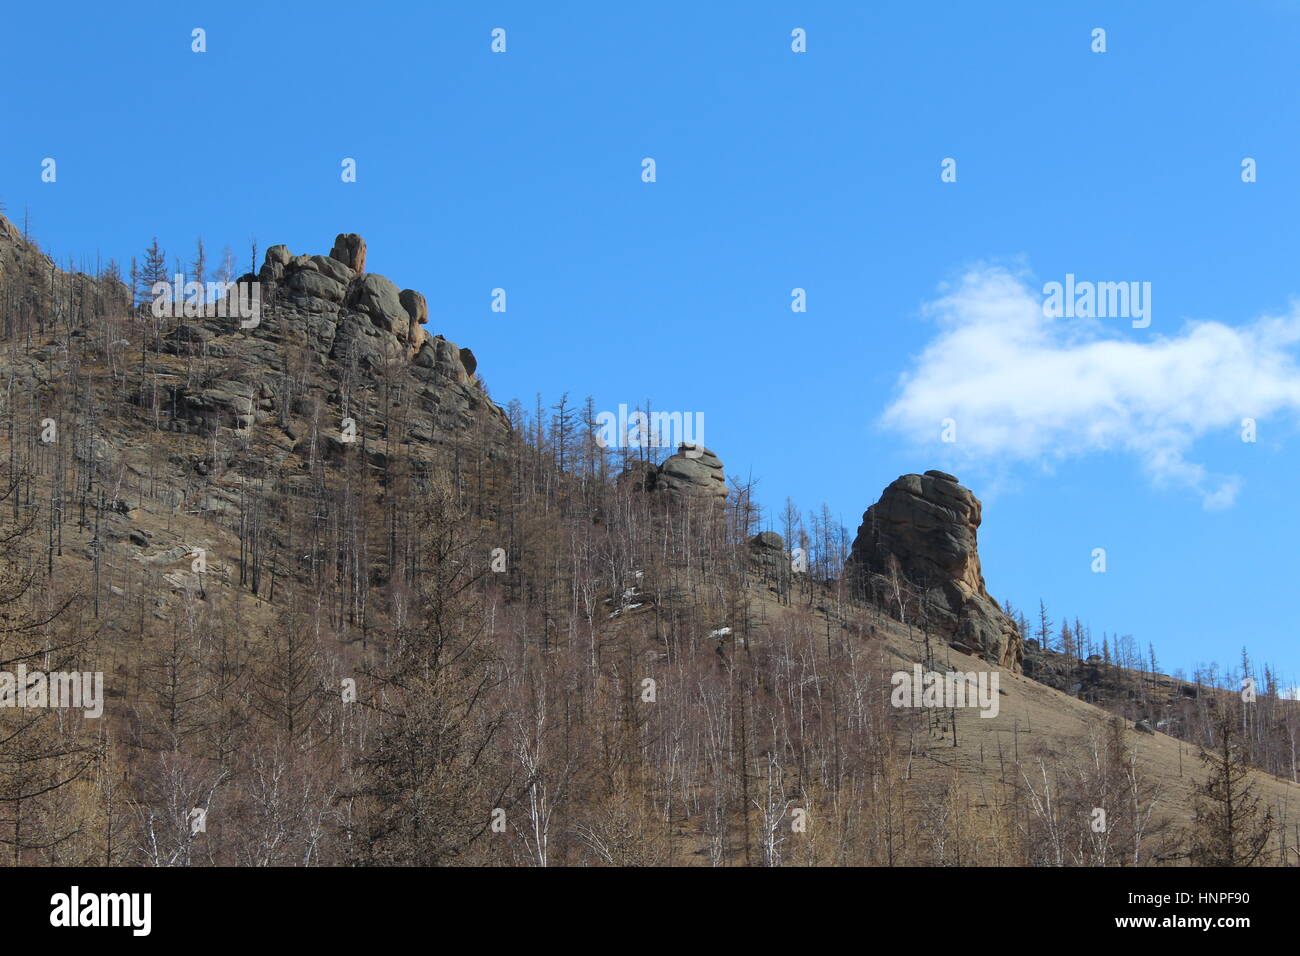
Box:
0;215;1295;867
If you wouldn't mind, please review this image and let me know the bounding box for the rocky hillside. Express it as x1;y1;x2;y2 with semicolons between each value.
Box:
0;214;1295;869
2;215;508;457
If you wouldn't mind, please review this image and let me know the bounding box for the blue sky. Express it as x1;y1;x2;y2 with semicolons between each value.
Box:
4;1;1299;687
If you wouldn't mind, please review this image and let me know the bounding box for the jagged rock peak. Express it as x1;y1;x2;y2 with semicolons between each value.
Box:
152;229;509;446
846;470;1022;672
253;233;460;369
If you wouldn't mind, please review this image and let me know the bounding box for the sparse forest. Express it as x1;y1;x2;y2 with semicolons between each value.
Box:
0;219;1296;867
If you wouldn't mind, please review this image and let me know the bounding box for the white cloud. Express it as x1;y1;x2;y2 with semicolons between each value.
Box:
880;265;1300;508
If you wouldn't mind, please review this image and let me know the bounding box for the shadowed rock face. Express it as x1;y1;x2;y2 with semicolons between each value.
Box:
847;470;1023;672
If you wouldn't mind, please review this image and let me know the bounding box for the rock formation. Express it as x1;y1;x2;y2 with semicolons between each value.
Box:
846;470;1022;672
749;530;787;577
618;443;729;504
155;230;507;448
329;232;367;273
616;443;729;519
651;443;727;501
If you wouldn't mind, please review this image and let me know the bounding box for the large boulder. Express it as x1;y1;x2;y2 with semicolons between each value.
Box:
286;268;347;304
265;244;292;267
399;289;428;350
399;289;427;325
651;443;727;502
349;274;408;340
309;254;354;285
846;470;1022;672
412;334;473;386
329;233;366;273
